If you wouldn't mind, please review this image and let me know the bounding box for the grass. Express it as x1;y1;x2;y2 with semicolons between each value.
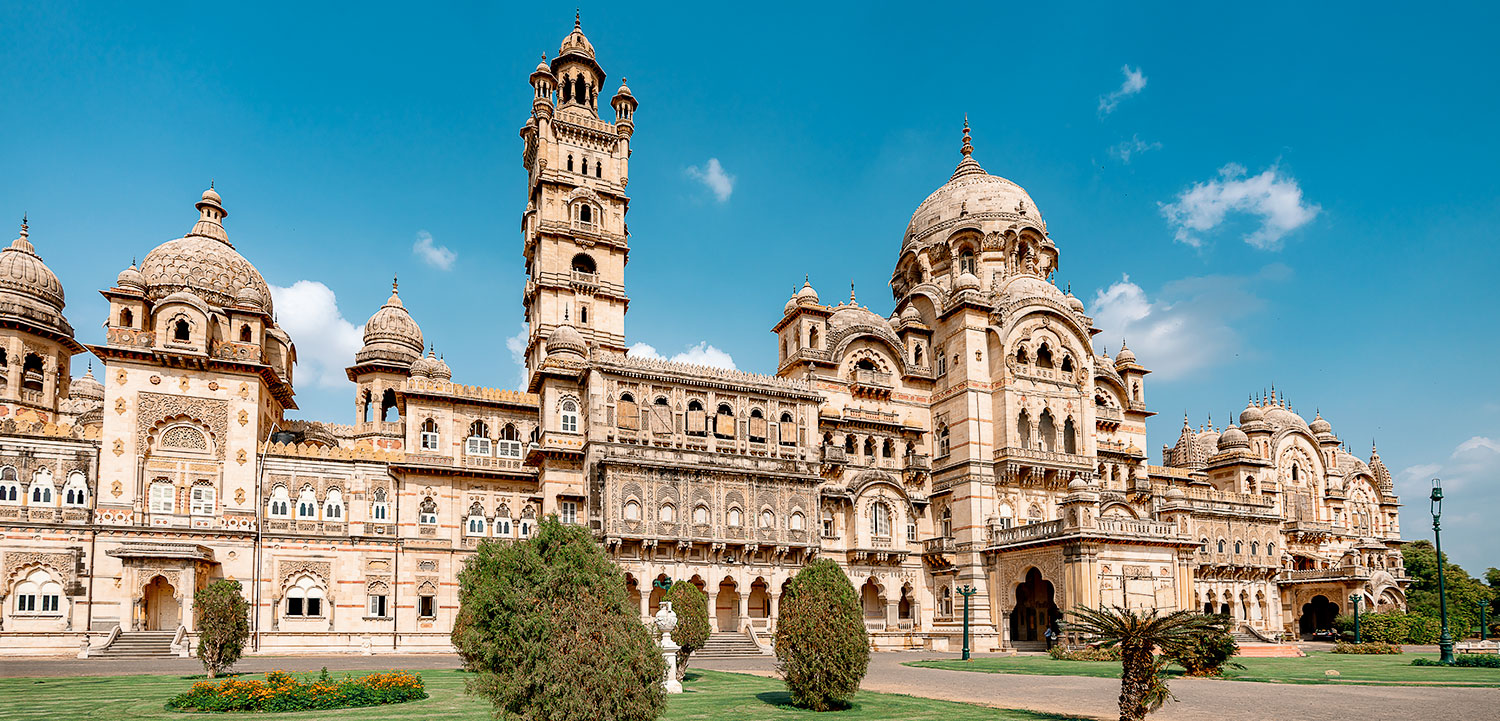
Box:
905;651;1500;687
0;667;1085;721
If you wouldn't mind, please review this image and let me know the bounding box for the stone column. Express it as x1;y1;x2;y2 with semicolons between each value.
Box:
737;592;749;633
638;587;650;621
768;593;780;631
705;592;717;632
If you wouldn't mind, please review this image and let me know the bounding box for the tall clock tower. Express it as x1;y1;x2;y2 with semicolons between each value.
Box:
518;15;638;383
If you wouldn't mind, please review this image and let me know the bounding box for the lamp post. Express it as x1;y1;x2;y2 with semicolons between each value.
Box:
1480;601;1488;642
957;585;977;661
1349;593;1361;644
1431;478;1455;664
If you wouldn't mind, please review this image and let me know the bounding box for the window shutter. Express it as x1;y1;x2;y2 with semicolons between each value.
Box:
748;415;767;440
686;410;706;434
618;400;639;430
650;405;673;434
717;415;736;440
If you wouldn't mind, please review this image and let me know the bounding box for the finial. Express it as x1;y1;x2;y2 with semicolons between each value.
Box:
850;280;856;303
575;8;581;27
392;274;399;294
210;178;215;189
542;52;547;62
804;273;809;284
961;115;973;157
18;213;27;238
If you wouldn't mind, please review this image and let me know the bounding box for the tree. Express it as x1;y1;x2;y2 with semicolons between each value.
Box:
773;559;869;711
1401;540;1495;638
452;517;665;721
193;579;250;679
1066;606;1225;721
1161;615;1240;676
664;581;710;679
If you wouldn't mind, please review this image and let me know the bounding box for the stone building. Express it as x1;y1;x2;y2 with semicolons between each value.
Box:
0;17;1405;657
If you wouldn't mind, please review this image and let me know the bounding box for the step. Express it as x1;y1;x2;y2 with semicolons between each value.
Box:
1235;643;1305;658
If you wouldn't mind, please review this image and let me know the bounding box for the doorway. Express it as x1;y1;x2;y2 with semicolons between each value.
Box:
143;575;179;631
1299;595;1339;637
1010;567;1059;644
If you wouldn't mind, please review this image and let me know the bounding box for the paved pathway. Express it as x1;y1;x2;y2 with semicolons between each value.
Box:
695;651;1500;721
2;651;1495;720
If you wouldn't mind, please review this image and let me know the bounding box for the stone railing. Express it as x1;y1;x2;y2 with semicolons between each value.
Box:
821;445;847;464
1095;406;1123;424
988;519;1065;545
1279;565;1385;582
851;369;893;388
922;536;955;555
1095;517;1178;538
993;446;1094;471
570;269;598;289
903;453;931;471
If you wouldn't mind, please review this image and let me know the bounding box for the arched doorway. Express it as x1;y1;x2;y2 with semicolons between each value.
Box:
625;574;642;618
748;578;770;622
1299;595;1339;637
1011;568;1058;645
142;575;179;631
860;578;885;627
716;578;740;632
647;573;668;615
898;583;913;623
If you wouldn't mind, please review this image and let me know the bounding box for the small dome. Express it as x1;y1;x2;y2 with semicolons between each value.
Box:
235;286;264;309
1000;274;1065;305
116;262;145;293
615;78;633;98
954;271;981;292
1264;405;1307;430
1114;340;1137;365
1165;486;1186;500
1065;291;1085;313
1239;401;1264;425
899;305;921;325
139;186;275;316
410;349;438;378
783;292;798;315
357;279;424;367
1310;412;1332;435
201;187;222;205
432;355;452;381
533;54;553;76
0;218;66;313
1068;478;1088;493
546;324;587;357
69;366;104;402
558;14;596;60
796;279;819;305
1218;425;1250;450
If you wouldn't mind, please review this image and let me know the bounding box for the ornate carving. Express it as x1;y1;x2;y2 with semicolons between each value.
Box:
277;559;331;590
136;392;228;459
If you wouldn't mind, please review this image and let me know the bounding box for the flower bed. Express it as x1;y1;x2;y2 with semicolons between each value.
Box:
166;669;426;713
1048;645;1122;661
1333;641;1403;654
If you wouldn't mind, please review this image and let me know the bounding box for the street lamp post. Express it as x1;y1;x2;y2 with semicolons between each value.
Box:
1349;594;1362;644
1480;602;1488;642
957;585;977;661
1431;479;1455;665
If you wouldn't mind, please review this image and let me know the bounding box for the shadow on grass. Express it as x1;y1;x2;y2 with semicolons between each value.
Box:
753;690;855;713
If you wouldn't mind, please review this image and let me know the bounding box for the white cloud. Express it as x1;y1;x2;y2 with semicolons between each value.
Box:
685;158;735;202
412;230;456;270
504;325;529;390
1396;436;1500;570
1098;65;1147;116
268;281;364;389
1089;266;1287;380
1159;164;1321;249
1109;134;1162;163
628;341;737;370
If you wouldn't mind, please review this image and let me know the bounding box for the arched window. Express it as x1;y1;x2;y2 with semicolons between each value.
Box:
239;324;252;342
748;408;765;442
371;487;389;521
579;204;593;223
62;472;88;507
913;344;925;366
567;154;574;172
1250;541;1259;555
863;437;875;457
659;503;676;524
1267;542;1276;557
119;308;133;327
149;481;174;514
1015;346;1029;364
380;388;399;422
420;418;440;451
873;503;891;536
1018;409;1032;448
269;486;290;518
173;319;191;342
296;488;318;519
790;511;805;531
941;507;953;537
466;420;491;456
595;162;602;178
624;499;641;521
1063;417;1077;454
728;507;742;527
323;489;343;520
284;575;325;617
1036;344;1054;369
844;434;856;453
1291;463;1300;482
760;509;775;529
581;159;590;176
466;503;487;536
190;483;215;515
560;399;579;433
808;324;821;350
419;497;438;525
937;424;950;456
715;403;735;438
882;438;894;458
779;412;795;446
12;569;61;614
686;503;706;525
21;353;43;393
29;468;54;505
940;586;953;616
1235;540;1243;554
958;249;976;275
1061;355;1074;372
1039;410;1056;452
1217;538;1226;553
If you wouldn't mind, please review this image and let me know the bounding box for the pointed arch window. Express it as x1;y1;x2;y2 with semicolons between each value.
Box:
958;249;976;275
269;486;290;518
29;468;54;505
370;487;389;521
419;497;438;525
1018;409;1032;449
466;420;491;456
1063;417;1078;454
173;319;191;342
790;510;805;531
497;423;523;458
63;472;88;507
872;503;891;537
420;418;440;451
13;569;61;614
778;412;796;446
323;489;343;520
466;503;487;536
1036;344;1054;369
937;423;950;457
560;399;579;433
296;488;318;519
285;575;325;617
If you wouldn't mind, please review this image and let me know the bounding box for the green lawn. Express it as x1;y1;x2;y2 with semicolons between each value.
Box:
905;651;1500;687
0;668;1083;721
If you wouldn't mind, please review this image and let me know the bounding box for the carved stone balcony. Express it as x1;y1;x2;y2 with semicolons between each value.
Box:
1095;406;1123;427
922;536;955;555
570;270;598;292
821;444;847;465
849;369;893;398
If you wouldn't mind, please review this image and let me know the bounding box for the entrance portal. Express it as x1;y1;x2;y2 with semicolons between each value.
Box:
1011;567;1059;644
1299;595;1339;637
142;575;179;631
715;579;739;633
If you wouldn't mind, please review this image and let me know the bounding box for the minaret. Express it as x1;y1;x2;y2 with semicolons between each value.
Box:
517;14;636;382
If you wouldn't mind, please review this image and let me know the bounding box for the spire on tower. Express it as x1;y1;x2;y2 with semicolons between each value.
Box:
961;115;973;157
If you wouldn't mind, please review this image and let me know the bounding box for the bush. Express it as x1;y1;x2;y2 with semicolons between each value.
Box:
1413;654;1500;668
452;517;665;721
774;558;869;711
1333;641;1403;654
1162;618;1240;677
1048;645;1122;661
166;669;426;712
1334;611;1441;644
665;580;711;679
193;579;250;678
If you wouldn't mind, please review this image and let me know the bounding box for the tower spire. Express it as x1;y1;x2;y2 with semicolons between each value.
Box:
961;114;973;157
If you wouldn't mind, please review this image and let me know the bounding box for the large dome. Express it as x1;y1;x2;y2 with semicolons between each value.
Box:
357;279;423;367
0;219;69;336
140;187;274;316
904;122;1041;249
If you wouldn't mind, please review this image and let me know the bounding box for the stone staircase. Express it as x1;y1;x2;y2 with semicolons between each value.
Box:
96;630;177;659
693;631;765;659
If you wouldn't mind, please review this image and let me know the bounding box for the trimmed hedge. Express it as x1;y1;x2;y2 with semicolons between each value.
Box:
774;559;869;711
1048;645;1122;661
1332;641;1403;654
1333;611;1441;644
166;669;426;712
1414;654;1500;668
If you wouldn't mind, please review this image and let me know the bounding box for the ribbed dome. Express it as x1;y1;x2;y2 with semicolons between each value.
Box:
999;274;1065;305
796;279;819;305
140;187;274;316
116;262;145;293
1218;425;1250;450
410;349;438;378
1065;291;1085;313
0;218;72;337
1309;412;1332;435
1114;340;1137;365
236;285;265;310
783;293;798;315
559;14;595;59
954;271;981;292
546;324;587;357
898;305;921;325
431;355;452;381
69;366;104;401
904;121;1040;248
1239;401;1264;425
356;279;423;367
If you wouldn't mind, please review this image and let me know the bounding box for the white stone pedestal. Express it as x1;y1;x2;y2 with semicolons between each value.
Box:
655;601;684;694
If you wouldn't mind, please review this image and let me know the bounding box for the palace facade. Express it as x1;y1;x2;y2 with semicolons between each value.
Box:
0;18;1406;657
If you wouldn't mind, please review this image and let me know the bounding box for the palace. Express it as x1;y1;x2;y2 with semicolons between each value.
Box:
0;18;1406;657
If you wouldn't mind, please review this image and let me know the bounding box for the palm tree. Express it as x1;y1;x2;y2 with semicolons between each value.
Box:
1066;605;1225;721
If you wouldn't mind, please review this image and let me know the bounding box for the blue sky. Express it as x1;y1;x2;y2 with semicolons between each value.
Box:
2;2;1497;570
